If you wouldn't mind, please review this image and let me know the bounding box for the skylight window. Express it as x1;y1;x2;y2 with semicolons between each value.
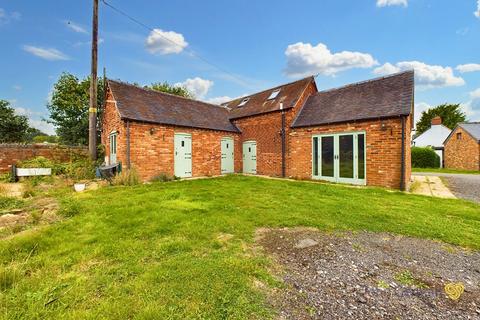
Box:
267;89;280;100
238;98;249;107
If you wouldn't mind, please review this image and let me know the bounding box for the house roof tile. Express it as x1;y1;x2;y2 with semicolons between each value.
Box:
108;80;240;133
291;71;414;128
224;77;315;119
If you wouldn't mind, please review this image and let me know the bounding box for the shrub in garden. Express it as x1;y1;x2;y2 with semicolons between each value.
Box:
411;146;440;168
112;168;141;186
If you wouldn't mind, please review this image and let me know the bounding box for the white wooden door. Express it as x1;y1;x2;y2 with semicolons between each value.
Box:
109;133;117;165
221;137;234;174
242;141;257;174
174;133;192;178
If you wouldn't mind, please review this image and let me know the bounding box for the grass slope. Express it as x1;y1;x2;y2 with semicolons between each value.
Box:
412;167;480;174
1;175;479;319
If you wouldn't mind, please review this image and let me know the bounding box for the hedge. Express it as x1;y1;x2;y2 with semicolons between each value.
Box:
411;146;440;168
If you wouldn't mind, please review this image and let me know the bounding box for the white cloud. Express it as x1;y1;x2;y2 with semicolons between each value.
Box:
376;0;408;7
29;119;55;135
284;42;378;77
460;88;480;121
0;8;21;25
23;45;69;61
12;106;55;135
374;61;465;88
456;63;480;73
145;28;188;55
174;77;213;99
470;88;480;100
207;96;235;105
475;0;480;18
413;102;432;127
64;20;87;34
13;85;21;91
72;38;104;47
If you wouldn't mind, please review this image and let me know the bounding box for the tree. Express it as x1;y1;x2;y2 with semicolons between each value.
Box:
47;72;104;145
147;82;193;98
0;100;29;143
415;103;466;135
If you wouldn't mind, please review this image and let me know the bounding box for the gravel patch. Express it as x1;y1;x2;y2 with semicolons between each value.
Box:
256;228;480;319
442;176;480;204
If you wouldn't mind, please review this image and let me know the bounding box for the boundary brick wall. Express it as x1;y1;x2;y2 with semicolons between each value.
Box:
288;116;412;189
444;127;480;171
0;144;87;173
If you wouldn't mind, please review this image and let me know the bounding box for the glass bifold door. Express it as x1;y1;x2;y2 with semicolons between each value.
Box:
312;132;366;185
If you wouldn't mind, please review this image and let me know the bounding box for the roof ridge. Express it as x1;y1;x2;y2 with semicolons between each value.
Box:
107;79;229;111
314;70;414;95
223;76;314;103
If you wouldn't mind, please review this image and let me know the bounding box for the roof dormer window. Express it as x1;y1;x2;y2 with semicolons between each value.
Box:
267;89;280;100
238;98;249;107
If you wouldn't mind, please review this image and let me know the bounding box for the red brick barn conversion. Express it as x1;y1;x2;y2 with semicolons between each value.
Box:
102;71;414;190
443;123;480;171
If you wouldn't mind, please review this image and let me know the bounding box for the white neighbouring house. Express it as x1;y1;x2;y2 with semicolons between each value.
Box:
412;116;451;167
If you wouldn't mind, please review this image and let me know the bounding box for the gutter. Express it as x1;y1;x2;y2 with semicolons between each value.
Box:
280;103;286;177
126;120;131;169
400;116;406;191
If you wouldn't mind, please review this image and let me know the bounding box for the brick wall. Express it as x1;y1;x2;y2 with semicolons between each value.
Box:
101;89;127;166
444;127;480;171
232;81;317;177
0;144;87;173
288;116;412;189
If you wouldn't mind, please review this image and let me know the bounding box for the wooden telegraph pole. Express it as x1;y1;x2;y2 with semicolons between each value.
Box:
89;0;99;160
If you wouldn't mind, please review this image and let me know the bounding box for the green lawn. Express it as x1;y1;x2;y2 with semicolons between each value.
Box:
412;167;480;174
1;175;479;319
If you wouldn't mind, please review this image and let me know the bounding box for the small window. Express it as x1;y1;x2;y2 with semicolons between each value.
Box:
248;147;251;152
267;89;280;100
181;141;185;147
226;143;229;149
457;132;462;140
238;98;249;107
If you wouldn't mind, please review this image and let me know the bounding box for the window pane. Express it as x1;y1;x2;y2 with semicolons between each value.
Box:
357;134;365;179
313;137;318;176
321;136;334;177
339;135;354;178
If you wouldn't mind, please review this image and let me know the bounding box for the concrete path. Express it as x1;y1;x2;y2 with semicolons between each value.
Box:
410;175;456;199
412;172;480;203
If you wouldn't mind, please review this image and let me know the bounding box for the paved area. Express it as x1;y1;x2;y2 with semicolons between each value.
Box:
413;172;480;203
410;175;456;199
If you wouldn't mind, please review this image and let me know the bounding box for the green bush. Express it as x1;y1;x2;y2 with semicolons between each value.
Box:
411;147;440;168
65;156;96;181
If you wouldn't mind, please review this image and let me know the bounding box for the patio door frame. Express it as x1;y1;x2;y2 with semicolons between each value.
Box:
312;131;366;185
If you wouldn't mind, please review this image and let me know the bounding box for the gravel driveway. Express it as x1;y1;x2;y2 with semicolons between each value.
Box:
257;228;480;320
413;172;480;203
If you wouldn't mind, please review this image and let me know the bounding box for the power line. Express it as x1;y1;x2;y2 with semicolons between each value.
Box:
100;0;255;90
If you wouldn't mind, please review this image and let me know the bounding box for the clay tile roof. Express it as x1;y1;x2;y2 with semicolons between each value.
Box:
458;122;480;141
291;71;414;128
108;80;239;133
225;76;315;119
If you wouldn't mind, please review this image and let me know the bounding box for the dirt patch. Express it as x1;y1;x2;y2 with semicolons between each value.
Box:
256;228;480;319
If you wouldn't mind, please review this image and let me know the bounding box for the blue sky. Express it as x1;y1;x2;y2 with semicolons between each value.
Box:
1;0;479;135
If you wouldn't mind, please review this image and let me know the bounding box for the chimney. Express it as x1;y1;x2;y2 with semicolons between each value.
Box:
431;116;442;126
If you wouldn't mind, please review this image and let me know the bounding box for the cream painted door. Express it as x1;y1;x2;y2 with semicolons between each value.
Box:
174;133;192;178
221;137;234;174
242;141;257;174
